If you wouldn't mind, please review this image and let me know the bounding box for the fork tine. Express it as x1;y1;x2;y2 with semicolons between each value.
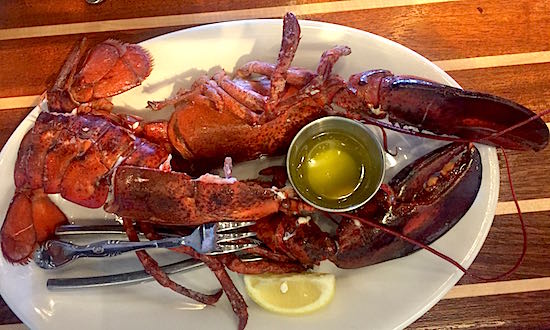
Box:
239;255;264;262
206;243;259;255
216;221;256;233
216;231;257;243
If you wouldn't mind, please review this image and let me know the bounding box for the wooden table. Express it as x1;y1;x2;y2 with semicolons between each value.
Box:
1;0;549;329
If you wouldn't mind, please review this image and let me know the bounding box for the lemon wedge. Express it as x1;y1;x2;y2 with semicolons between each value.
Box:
243;273;335;315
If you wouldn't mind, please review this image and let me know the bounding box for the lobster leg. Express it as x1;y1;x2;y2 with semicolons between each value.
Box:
137;222;248;330
266;12;301;112
331;143;482;268
199;75;261;125
47;39;84;112
122;219;223;305
237;61;315;86
202;256;248;330
212;71;266;113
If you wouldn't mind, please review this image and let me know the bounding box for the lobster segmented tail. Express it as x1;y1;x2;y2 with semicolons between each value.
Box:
1;190;67;264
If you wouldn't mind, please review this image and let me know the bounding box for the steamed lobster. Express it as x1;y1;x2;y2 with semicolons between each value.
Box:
1;12;548;330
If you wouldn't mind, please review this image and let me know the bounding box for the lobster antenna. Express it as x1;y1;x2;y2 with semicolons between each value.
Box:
360;117;473;143
493;147;527;280
484;108;550;142
377;126;398;156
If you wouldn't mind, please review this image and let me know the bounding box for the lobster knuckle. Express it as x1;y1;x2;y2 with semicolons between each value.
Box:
278;215;336;266
347;69;392;109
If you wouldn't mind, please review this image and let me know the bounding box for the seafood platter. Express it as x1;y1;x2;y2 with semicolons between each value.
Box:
0;13;547;330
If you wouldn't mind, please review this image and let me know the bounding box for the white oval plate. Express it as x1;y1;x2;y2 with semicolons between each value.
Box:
0;19;498;330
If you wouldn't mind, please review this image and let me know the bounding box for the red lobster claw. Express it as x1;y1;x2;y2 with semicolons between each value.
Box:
344;70;549;151
331;142;482;268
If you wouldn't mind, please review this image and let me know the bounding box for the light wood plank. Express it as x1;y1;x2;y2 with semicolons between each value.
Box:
434;51;550;71
0;325;26;330
0;95;41;111
495;198;550;215
445;277;550;299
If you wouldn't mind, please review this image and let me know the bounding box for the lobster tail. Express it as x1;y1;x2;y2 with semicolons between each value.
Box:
1;190;67;264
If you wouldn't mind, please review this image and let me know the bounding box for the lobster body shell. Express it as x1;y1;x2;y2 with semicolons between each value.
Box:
168;92;328;166
105;167;283;225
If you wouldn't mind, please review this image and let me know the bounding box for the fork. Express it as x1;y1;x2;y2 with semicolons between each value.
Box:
33;221;257;270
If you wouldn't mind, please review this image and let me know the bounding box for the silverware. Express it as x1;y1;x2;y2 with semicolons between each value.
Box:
34;221;257;269
54;221;256;237
47;254;264;290
47;258;204;289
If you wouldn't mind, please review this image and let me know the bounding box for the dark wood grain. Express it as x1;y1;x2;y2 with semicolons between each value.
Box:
307;0;550;61
497;148;550;202
0;0;334;29
410;290;550;329
0;296;20;324
0;108;31;148
458;212;550;285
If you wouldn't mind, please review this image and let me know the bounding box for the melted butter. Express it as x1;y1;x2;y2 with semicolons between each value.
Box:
294;131;376;207
305;141;363;199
